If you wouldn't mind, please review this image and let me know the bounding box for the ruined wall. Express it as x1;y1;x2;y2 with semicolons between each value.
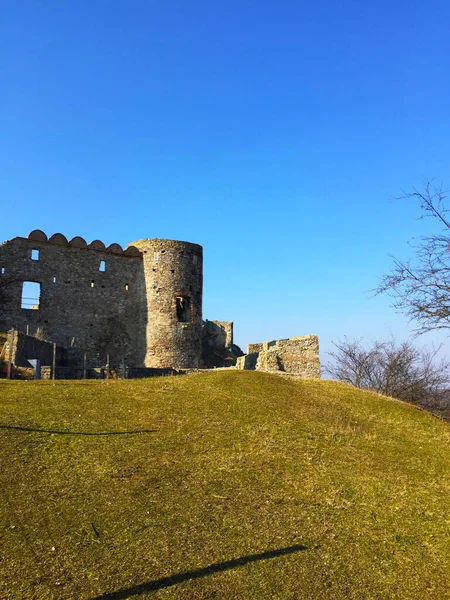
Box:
0;231;203;369
236;335;320;379
0;231;146;366
203;320;233;350
201;320;243;368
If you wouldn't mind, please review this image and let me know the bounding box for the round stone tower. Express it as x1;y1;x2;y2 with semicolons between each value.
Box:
131;239;203;369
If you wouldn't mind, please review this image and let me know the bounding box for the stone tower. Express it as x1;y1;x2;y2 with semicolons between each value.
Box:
132;238;203;369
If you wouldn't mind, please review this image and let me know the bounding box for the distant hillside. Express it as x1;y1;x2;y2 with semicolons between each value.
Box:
1;372;450;599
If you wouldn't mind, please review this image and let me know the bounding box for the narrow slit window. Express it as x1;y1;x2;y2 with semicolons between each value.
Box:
53;276;57;283
154;252;160;261
1;267;4;275
21;281;41;310
91;280;95;288
125;283;129;291
31;249;39;261
99;260;106;272
176;295;191;323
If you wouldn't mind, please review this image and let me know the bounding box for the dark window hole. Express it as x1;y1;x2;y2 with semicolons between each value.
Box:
176;295;191;323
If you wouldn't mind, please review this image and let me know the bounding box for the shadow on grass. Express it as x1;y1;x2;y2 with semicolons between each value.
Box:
91;544;308;599
0;425;158;436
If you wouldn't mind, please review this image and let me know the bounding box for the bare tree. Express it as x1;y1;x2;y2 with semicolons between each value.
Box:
377;181;450;334
327;337;450;408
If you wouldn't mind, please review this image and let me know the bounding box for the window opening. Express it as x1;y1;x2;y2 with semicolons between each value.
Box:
152;281;157;289
1;267;4;275
31;249;39;261
53;276;57;283
125;283;129;291
91;281;95;288
21;281;41;310
99;260;106;272
154;252;160;261
176;296;191;323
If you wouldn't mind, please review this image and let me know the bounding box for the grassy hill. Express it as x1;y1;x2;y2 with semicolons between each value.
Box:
1;371;450;599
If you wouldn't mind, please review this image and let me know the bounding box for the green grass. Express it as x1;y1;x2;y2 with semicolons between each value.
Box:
1;371;450;599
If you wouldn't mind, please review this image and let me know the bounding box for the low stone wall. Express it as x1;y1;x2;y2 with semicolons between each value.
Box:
236;334;320;379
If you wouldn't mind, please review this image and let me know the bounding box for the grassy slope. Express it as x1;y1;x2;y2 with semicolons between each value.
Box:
1;371;450;599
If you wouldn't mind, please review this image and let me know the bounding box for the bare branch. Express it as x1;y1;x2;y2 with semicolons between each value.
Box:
327;338;450;408
377;183;450;335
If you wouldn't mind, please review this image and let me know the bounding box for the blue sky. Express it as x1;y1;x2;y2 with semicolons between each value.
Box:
2;0;450;363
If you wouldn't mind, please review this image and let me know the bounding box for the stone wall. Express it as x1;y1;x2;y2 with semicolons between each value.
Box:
203;320;233;349
236;335;320;379
201;320;243;368
0;230;203;369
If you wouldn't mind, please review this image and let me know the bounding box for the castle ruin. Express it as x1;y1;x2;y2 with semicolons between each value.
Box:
0;230;320;378
0;230;204;369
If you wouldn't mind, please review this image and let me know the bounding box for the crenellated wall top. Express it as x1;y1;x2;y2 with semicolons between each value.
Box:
24;230;141;256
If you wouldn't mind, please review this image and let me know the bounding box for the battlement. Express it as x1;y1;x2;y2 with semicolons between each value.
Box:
5;229;142;256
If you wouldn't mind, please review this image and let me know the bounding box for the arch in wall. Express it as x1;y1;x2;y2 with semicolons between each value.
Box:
107;243;123;254
124;245;140;256
88;239;106;251
27;230;48;242
69;236;88;249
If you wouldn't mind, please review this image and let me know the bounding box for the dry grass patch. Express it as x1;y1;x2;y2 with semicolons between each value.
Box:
1;371;450;599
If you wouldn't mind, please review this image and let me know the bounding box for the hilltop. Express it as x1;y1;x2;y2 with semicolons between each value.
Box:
1;371;450;599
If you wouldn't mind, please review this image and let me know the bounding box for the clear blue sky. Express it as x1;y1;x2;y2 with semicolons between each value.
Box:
2;1;450;363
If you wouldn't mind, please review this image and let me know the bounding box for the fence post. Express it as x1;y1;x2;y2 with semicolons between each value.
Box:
52;343;56;380
7;329;14;380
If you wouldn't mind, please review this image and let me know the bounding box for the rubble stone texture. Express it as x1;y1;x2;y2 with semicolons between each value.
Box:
236;335;320;378
201;320;243;367
0;231;202;368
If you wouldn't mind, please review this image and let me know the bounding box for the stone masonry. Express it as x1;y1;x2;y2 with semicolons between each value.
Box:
236;335;320;378
0;230;203;369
